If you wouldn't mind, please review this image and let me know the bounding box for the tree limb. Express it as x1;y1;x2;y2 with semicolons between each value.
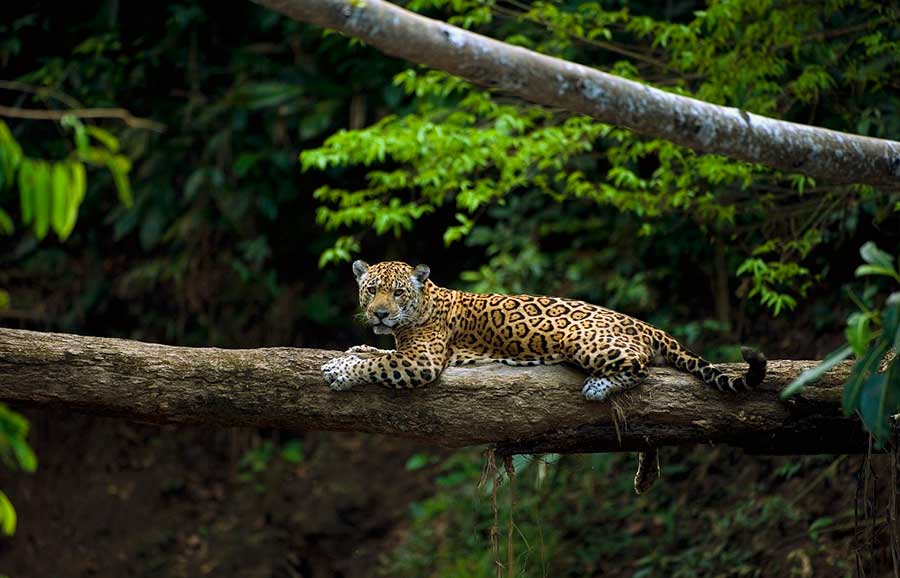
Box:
250;0;900;189
0;329;870;455
0;104;166;133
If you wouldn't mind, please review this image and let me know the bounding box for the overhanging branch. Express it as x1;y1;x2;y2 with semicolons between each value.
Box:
0;329;869;454
251;0;900;189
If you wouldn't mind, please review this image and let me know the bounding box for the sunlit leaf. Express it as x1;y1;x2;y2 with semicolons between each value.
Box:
0;120;23;188
61;115;89;155
845;312;871;358
32;161;51;239
0;491;16;536
62;161;86;238
108;155;133;207
17;159;34;225
9;437;36;473
85;125;119;153
855;264;899;281
50;162;70;239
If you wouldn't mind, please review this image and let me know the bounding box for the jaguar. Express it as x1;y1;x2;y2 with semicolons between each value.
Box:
322;260;767;492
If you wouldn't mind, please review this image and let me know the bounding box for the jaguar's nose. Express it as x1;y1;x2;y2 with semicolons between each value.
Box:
373;309;389;321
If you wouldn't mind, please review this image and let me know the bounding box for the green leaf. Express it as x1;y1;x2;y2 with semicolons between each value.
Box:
843;340;890;415
857;367;899;447
0;403;29;437
108;155;133;207
859;241;893;269
405;453;430;471
60;161;86;239
0;120;23;189
0;491;16;536
279;440;304;464
85;125;119;152
808;516;833;538
50;162;70;239
317;236;360;268
883;302;900;365
32;161;51;240
17;159;34;225
9;436;36;473
855;264;898;280
845;312;872;358
61;115;89;155
512;454;532;473
0;209;14;235
78;146;110;167
442;213;473;246
781;344;852;399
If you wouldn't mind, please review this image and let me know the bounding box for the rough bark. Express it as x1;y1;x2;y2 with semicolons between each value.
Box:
251;0;900;190
0;328;870;455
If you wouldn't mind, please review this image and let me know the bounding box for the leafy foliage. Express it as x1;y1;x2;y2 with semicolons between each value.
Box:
0;118;131;241
1;1;409;345
785;242;900;446
383;451;851;577
303;0;900;318
238;438;305;491
0;403;37;536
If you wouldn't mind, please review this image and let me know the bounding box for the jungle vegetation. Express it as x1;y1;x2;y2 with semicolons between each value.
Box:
0;0;898;576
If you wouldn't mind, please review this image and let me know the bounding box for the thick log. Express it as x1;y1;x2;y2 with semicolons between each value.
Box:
250;0;900;189
0;328;867;454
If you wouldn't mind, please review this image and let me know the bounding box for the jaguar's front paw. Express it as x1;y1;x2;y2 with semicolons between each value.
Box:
581;377;614;402
345;344;389;355
322;357;356;392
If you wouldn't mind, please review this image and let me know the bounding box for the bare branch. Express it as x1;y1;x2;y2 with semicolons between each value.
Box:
0;104;166;133
0;328;870;455
250;0;900;189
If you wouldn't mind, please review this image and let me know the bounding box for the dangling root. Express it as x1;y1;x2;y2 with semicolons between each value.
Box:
479;450;519;577
634;447;660;495
609;398;628;445
479;449;503;578
503;456;516;578
607;393;660;495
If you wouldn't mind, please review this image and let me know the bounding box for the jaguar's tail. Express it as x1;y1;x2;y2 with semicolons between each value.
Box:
662;340;767;393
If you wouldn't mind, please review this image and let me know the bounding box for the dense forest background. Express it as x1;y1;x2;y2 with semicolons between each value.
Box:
1;0;899;576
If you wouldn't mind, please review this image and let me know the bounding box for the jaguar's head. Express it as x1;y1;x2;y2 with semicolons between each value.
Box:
352;260;431;335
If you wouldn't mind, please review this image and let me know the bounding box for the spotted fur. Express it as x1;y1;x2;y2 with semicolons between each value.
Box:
322;260;767;492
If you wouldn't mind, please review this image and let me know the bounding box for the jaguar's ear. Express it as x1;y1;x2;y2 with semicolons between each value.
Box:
352;260;370;283
411;264;431;288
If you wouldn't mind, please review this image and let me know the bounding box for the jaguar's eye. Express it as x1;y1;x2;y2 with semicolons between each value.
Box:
393;289;404;298
366;285;377;295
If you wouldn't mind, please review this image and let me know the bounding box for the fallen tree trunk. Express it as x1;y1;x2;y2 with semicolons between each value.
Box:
0;328;868;454
250;0;900;189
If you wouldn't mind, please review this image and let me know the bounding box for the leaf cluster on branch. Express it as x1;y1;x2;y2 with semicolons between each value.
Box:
284;0;900;316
